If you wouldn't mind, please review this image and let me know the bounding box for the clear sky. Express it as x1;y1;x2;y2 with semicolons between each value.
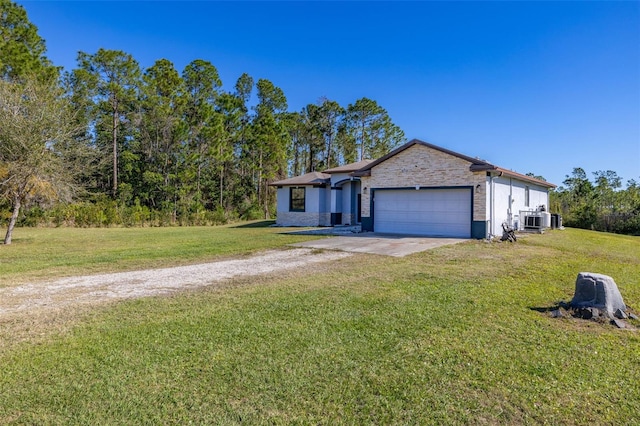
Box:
19;0;640;187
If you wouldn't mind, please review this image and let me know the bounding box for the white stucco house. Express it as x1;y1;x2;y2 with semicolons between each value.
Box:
271;139;556;239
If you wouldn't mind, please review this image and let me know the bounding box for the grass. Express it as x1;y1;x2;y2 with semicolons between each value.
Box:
0;220;321;286
0;227;639;424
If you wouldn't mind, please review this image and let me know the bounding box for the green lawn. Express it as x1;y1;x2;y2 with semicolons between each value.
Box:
0;221;320;286
0;227;639;424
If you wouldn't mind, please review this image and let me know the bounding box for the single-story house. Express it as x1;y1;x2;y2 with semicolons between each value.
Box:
270;139;556;239
270;160;373;227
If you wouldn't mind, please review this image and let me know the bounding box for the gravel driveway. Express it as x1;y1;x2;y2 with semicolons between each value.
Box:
0;248;351;317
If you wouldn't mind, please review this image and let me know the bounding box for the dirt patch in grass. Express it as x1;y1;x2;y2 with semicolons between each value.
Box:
0;248;351;350
0;248;351;316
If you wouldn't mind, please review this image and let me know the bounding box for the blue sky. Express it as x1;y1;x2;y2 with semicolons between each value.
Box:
19;1;640;187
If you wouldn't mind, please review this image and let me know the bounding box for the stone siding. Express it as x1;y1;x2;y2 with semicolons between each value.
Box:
361;144;486;221
276;211;331;227
341;213;356;226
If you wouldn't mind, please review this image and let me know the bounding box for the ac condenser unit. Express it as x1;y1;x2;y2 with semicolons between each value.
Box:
525;215;541;229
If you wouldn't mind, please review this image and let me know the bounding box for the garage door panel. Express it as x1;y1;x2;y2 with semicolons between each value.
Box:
373;188;471;238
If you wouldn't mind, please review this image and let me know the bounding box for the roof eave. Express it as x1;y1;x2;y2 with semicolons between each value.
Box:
485;167;557;188
269;181;329;187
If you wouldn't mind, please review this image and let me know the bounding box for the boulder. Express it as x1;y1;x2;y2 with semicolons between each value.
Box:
550;309;565;318
614;308;628;320
611;319;627;329
570;273;626;318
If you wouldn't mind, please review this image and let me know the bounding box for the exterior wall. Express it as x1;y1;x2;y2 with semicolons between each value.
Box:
275;186;331;226
340;180;361;225
360;144;487;222
487;176;550;236
320;186;331;226
330;173;351;226
329;172;352;187
276;187;290;215
328;175;362;226
276;211;331;227
330;187;343;224
340;184;351;224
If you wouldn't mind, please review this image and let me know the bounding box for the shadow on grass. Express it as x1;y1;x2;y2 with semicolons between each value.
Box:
529;301;571;313
231;220;276;229
529;306;559;313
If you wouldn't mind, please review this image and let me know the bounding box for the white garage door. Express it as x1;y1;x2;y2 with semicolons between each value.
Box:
374;188;471;238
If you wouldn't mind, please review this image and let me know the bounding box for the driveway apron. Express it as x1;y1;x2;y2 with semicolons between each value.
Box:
290;234;467;257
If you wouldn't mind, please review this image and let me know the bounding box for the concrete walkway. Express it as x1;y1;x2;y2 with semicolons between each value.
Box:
290;234;467;257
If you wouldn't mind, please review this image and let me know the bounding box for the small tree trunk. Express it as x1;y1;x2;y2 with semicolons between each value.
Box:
4;196;21;245
219;165;224;208
263;181;270;220
360;120;366;161
326;133;332;169
112;108;119;198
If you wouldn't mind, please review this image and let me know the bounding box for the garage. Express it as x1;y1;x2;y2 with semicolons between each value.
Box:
373;188;472;238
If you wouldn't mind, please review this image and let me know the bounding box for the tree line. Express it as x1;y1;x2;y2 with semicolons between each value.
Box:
0;0;404;242
550;168;640;235
2;1;637;242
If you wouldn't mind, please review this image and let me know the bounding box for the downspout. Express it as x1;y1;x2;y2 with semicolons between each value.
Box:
489;174;494;239
508;178;513;228
488;171;503;239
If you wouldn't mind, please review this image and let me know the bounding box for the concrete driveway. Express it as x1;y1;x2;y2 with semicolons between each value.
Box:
290;233;467;257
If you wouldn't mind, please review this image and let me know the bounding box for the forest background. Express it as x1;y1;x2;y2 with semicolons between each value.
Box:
1;0;638;242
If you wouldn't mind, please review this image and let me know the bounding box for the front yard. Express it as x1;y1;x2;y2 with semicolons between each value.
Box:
0;226;638;424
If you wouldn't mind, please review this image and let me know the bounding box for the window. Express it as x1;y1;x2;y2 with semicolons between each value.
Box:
525;186;530;207
290;187;305;212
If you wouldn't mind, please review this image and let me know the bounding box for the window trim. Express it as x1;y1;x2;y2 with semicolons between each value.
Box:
289;187;306;212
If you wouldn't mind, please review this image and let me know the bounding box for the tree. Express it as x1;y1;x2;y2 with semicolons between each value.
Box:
525;172;546;182
214;91;245;209
230;73;257;213
316;98;344;169
345;97;404;161
136;58;186;213
252;78;288;218
299;104;324;172
592;170;622;232
556;167;596;229
0;77;82;244
283;111;307;176
562;167;593;198
294;98;345;171
181;59;223;210
551;168;640;235
72;49;141;197
0;0;57;82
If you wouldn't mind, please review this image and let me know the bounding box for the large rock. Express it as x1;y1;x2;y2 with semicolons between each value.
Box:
570;272;626;318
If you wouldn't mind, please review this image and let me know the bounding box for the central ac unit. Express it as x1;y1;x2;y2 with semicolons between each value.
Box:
525;215;541;228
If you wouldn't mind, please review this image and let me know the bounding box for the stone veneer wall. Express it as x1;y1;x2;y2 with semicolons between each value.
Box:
361;144;487;221
342;213;356;226
276;211;331;227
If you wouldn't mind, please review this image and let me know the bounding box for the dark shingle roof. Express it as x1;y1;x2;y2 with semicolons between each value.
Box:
269;171;330;187
323;159;374;174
